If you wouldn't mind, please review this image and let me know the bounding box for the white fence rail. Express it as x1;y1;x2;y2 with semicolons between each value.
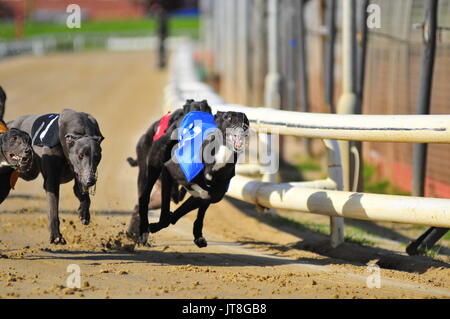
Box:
164;41;450;246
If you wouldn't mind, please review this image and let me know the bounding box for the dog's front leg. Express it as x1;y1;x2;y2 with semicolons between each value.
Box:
42;155;65;245
0;169;12;204
73;180;90;225
170;195;204;225
149;166;173;233
193;202;210;248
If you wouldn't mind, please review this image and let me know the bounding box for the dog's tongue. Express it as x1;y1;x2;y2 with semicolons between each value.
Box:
233;140;243;150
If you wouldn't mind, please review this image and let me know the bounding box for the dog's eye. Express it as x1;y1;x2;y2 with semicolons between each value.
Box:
79;154;84;160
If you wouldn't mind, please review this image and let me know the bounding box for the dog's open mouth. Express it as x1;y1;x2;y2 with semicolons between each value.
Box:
76;171;98;195
9;154;32;172
229;134;247;152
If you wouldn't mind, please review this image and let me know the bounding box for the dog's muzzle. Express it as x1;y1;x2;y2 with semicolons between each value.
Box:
10;149;33;172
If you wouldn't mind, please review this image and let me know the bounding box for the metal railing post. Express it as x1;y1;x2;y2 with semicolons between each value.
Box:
262;0;281;184
408;0;448;255
324;0;336;114
323;139;344;247
298;0;312;156
334;0;359;246
412;0;438;198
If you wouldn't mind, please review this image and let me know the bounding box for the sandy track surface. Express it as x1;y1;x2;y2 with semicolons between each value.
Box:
0;51;449;299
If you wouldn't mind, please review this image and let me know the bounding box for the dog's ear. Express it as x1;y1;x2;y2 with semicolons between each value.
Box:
0;86;6;121
183;99;195;114
93;135;105;144
214;111;224;121
65;133;81;147
0;86;6;105
200;100;212;114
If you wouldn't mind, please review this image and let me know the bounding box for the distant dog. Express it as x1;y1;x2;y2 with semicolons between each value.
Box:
0;87;33;204
126;99;212;241
129;100;249;248
10;109;104;244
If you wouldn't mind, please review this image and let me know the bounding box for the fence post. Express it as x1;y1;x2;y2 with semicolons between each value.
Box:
412;0;438;198
353;0;369;193
334;0;360;247
323;0;343;247
324;0;336;114
408;0;448;255
323;139;344;247
262;0;281;184
298;0;312;156
251;0;267;107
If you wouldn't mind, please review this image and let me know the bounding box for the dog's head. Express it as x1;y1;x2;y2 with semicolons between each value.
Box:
1;128;33;172
214;111;249;153
65;133;104;193
183;99;212;114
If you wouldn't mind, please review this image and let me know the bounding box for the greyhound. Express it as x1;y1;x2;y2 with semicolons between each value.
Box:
0;87;33;204
129;101;249;247
126;99;212;241
10;109;104;244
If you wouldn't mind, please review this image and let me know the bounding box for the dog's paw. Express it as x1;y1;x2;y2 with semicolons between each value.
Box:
77;208;90;225
137;232;149;246
194;237;208;248
80;216;90;225
127;230;148;246
50;234;66;245
128;231;148;245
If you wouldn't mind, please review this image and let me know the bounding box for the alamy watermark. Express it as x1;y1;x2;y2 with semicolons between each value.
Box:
367;4;381;29
66;264;81;288
66;4;81;29
366;264;381;289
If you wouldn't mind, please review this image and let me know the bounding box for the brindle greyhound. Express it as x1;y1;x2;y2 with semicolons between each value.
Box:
129;101;249;248
10;109;104;244
0;86;33;204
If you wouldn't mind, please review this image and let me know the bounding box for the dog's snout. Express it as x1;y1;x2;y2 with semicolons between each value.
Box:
86;176;96;187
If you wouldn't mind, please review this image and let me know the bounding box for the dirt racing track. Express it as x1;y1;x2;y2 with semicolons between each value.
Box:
0;51;449;299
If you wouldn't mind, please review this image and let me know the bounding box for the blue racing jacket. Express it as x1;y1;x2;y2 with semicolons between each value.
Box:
174;111;218;182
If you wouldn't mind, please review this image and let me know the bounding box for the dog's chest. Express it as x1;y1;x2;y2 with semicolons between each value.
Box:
211;145;234;173
0;160;10;168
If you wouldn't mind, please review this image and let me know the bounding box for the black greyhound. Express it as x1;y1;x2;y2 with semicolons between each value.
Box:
0;86;33;204
128;100;249;248
126;99;212;209
10;109;104;244
126;99;213;242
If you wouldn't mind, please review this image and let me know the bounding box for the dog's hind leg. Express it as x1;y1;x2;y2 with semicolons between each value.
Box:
135;164;160;244
73;180;91;225
149;166;173;233
193;202;210;248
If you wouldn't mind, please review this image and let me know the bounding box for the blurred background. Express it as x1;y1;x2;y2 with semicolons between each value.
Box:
0;0;199;49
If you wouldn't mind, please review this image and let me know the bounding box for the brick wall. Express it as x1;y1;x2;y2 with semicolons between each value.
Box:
1;0;147;20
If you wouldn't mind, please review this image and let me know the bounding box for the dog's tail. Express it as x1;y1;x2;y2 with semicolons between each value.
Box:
127;157;138;167
0;86;6;121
